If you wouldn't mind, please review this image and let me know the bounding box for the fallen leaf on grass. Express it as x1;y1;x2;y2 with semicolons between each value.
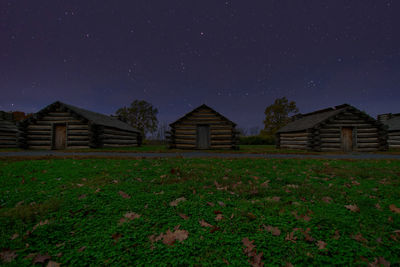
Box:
369;257;390;267
247;213;257;220
199;219;213;227
215;214;224;221
322;197;332;203
33;253;51;264
31;219;50;232
218;201;226;207
242;237;264;267
10;233;19;240
0;249;17;263
345;204;360;212
15;200;24;207
119;212;141;224
375;203;382;210
78;194;86;200
77;246;86;252
112;233;122;243
149;226;189;247
118;191;131;199
76;183;84;187
332;230;340;240
352;233;368;243
207;202;215;207
389;204;400;214
316;240;327;250
178;213;189;220
264;225;281;236
154;191;164;195
47;261;61;267
292;211;311;222
170;197;186;207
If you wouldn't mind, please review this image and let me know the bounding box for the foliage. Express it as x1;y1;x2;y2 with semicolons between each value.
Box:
1;158;399;266
263;97;299;135
116;100;158;136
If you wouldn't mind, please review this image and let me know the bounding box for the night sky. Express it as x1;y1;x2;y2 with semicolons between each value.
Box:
1;1;399;130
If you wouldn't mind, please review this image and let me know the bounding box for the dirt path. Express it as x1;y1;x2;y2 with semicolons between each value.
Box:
1;151;400;160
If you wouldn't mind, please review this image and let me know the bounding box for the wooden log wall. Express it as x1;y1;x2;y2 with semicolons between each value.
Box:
313;111;385;152
171;107;236;149
388;131;400;149
278;131;310;150
99;126;140;148
26;110;90;149
0;119;18;148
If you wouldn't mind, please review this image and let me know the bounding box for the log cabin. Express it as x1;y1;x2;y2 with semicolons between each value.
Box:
168;104;239;149
276;104;387;152
0;111;18;148
377;113;400;149
18;101;141;149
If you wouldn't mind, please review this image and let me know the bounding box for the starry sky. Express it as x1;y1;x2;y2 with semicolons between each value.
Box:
1;0;399;130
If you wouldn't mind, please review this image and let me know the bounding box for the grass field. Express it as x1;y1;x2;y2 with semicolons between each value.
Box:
0;158;399;266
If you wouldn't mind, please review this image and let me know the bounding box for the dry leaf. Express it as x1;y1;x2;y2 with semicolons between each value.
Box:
218;201;226;207
199;219;213;227
345;204;360;212
332;230;340;240
271;196;280;202
112;233;122;243
264;225;281;236
0;249;17;263
178;213;189;220
316;240;327;250
118;191;131;199
207;202;215;207
78;194;86;200
369;257;390;267
47;260;61;267
352;233;368;243
78;246;86;252
33;253;51;264
215;214;224;221
389;204;400;214
170;197;186;207
10;233;19;240
150;227;189;246
322;197;332;203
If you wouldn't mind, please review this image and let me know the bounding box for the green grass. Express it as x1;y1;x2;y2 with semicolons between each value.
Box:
1;158;399;266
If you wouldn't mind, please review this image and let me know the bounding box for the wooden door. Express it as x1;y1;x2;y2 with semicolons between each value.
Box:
54;125;66;149
197;125;210;149
341;127;353;152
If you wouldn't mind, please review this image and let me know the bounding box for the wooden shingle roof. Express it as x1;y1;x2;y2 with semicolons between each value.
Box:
277;104;382;133
25;101;140;133
170;104;236;127
384;116;400;131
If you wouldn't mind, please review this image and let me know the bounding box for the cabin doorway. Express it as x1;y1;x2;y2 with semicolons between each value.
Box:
53;124;67;149
197;125;210;149
341;127;353;152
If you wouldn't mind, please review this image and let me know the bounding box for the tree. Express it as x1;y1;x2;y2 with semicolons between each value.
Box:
116;100;158;137
263;97;299;136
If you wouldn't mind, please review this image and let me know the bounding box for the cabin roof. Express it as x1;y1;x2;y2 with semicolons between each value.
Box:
170;104;236;127
384;116;400;131
277;104;381;133
27;101;140;133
